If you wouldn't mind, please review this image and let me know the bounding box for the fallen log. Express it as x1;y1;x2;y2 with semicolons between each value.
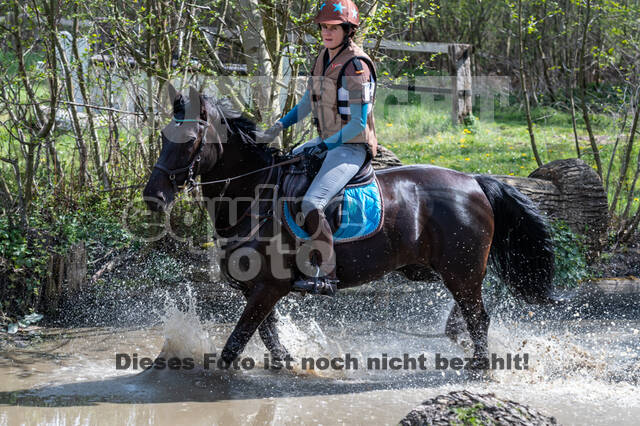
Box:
373;150;608;253
494;158;608;254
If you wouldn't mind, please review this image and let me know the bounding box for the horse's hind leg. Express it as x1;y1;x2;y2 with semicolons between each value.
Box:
444;303;466;344
440;272;490;368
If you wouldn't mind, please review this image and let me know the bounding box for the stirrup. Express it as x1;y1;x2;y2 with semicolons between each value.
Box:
292;276;339;296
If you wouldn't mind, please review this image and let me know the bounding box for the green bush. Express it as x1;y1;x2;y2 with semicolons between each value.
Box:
0;191;137;319
549;220;590;288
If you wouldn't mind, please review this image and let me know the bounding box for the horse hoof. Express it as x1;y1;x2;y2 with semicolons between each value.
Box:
468;356;490;371
458;338;473;351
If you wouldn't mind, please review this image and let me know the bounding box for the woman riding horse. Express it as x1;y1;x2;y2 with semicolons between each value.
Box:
262;0;377;296
143;3;555;370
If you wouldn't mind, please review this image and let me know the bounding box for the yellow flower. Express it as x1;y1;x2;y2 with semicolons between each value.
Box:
386;123;393;127
463;128;472;134
485;153;490;157
522;153;527;156
509;172;515;176
460;138;466;143
465;158;470;161
635;198;639;202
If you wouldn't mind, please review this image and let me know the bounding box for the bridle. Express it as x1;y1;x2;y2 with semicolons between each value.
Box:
150;112;305;254
153;114;305;196
153;118;210;193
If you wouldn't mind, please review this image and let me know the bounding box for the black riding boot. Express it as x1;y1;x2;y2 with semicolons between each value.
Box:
292;209;339;296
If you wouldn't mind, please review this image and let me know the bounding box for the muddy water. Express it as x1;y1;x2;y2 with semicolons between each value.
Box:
1;291;640;425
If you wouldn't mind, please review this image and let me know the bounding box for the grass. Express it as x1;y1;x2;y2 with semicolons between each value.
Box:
373;92;640;215
376;96;603;175
452;403;485;426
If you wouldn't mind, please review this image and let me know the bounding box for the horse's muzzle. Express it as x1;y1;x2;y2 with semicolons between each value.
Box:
143;192;168;212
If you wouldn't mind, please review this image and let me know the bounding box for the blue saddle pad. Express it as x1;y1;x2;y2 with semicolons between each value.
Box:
284;178;383;242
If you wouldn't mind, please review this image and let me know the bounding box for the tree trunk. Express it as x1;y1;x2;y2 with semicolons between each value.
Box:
239;0;277;124
578;0;603;179
55;31;90;188
41;242;87;315
568;77;581;159
617;102;640;223
518;0;543;167
536;38;557;103
71;10;109;190
609;104;635;214
562;4;581;159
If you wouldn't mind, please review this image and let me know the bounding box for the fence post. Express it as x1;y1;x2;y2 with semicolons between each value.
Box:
449;44;473;124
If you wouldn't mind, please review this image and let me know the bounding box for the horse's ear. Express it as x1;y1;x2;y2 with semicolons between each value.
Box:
167;83;183;113
183;86;199;118
167;83;178;101
188;86;200;103
188;86;207;119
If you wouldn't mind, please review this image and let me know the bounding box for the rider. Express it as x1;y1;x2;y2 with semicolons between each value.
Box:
263;0;378;296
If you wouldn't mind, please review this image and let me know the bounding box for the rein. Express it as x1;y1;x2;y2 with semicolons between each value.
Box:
209;155;301;240
154;117;303;193
196;156;301;188
152;113;304;252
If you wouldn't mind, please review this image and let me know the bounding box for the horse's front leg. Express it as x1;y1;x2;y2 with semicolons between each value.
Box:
221;283;288;364
258;309;291;362
240;288;291;362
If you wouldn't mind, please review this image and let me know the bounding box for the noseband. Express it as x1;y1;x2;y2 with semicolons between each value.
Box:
153;118;210;193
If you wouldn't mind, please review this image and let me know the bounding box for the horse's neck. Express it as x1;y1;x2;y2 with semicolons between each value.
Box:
201;152;271;200
200;147;273;237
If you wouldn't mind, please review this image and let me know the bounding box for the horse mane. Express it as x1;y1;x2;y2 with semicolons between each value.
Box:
202;96;281;159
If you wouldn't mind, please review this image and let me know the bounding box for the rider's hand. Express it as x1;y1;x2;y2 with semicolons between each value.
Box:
262;121;283;143
302;141;328;158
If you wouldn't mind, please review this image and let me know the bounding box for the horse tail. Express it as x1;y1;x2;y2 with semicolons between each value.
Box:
473;175;555;304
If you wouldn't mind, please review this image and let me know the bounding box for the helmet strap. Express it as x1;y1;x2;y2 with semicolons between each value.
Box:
321;23;355;51
337;25;355;48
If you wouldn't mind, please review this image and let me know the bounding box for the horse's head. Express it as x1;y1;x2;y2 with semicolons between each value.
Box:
143;85;224;212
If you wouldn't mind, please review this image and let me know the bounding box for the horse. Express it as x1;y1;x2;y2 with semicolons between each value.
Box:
143;86;555;369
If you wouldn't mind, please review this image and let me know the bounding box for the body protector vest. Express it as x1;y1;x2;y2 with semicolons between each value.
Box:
309;42;378;157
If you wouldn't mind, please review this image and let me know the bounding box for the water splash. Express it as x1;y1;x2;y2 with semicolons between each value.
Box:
157;287;220;365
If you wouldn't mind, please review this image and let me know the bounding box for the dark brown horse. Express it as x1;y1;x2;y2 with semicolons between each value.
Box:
143;86;555;369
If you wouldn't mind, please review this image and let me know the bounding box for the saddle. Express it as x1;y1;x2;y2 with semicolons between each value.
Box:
280;152;375;233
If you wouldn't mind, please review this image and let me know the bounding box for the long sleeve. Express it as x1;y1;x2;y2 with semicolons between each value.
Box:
278;90;312;129
322;102;370;150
